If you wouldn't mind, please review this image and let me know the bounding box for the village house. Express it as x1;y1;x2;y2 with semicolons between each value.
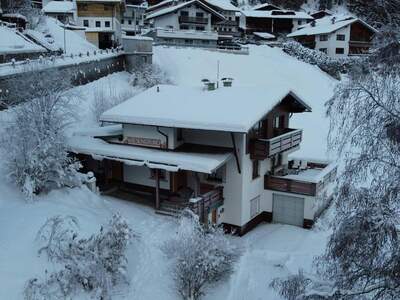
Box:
144;0;224;47
121;1;147;36
76;0;125;49
43;0;77;24
239;9;313;37
287;16;378;57
69;82;336;235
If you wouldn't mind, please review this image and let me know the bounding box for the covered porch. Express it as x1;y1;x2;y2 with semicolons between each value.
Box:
70;135;232;223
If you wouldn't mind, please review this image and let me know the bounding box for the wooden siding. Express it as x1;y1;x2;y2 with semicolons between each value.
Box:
77;3;121;18
265;176;317;196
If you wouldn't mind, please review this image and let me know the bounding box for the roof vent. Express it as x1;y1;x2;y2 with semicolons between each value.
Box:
221;77;234;87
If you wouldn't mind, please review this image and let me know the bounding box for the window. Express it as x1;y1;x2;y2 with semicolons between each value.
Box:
298;20;303;25
336;48;345;54
136;20;140;25
202;40;209;44
207;166;226;183
196;26;205;31
336;34;345;41
319;34;328;41
83;19;89;27
150;169;167;180
252;160;260;179
95;21;101;27
196;12;204;17
250;196;261;218
274;116;280;128
185;39;193;44
121;19;124;24
128;20;132;25
180;11;189;16
177;128;183;141
105;21;110;27
180;24;189;30
319;48;327;53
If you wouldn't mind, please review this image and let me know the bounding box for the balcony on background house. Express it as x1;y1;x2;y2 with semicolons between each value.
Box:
179;16;208;24
250;128;302;160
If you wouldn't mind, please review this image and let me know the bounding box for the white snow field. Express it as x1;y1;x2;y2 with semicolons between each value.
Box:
0;45;337;299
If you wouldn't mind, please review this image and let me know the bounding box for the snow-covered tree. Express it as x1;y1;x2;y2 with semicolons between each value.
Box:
0;69;82;198
130;64;172;89
162;210;240;300
272;62;400;299
24;214;135;300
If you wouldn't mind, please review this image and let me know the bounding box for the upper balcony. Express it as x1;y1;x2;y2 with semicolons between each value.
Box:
249;128;302;160
179;16;208;24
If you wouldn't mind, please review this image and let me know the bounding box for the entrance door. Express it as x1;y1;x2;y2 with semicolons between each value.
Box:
170;170;187;193
211;208;217;224
99;32;113;49
272;193;304;227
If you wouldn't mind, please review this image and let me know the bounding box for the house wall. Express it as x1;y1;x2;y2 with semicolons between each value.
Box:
122;5;146;33
124;165;171;189
315;25;350;58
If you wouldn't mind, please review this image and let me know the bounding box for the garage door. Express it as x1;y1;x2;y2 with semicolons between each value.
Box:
273;194;305;227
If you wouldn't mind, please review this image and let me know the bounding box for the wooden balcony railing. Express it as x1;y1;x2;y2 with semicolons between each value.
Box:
190;186;223;222
250;128;302;160
265;175;317;196
179;16;208;24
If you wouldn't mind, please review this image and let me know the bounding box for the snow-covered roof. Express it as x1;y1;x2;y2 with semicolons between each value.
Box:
252;2;281;11
201;0;239;11
100;85;311;133
76;0;121;2
68;135;233;173
0;26;46;54
2;13;28;21
241;10;313;20
253;32;275;39
287;16;378;38
146;0;225;20
43;1;75;13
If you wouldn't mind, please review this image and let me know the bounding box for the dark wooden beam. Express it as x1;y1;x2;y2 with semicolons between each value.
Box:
231;133;241;174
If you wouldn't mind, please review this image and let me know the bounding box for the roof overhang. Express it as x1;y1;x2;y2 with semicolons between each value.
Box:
69;136;233;174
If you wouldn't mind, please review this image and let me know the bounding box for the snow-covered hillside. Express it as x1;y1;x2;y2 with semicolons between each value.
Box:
0;45;337;299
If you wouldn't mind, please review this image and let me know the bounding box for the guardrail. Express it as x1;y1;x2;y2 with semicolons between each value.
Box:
154;42;249;55
190;186;224;222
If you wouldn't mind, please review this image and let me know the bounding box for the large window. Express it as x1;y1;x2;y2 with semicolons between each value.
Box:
250;196;261;218
319;34;328;41
196;26;205;31
180;11;189;16
105;21;110;27
196;12;204;18
252;160;260;179
336;48;345;54
95;21;101;28
150;169;167;180
83;19;89;27
336;34;345;41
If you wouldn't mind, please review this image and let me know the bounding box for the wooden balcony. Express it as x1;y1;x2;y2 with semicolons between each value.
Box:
179;16;208;24
250;128;302;160
349;40;372;48
265;175;317;196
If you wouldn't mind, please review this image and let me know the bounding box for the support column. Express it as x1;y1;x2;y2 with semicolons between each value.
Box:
155;169;160;210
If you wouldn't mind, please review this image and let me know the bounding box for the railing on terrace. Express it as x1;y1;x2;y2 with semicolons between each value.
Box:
190;186;224;222
250;128;302;160
179;16;208;24
265;175;317;196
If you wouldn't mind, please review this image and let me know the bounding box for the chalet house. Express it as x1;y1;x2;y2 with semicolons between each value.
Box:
69;83;336;235
76;0;124;49
144;0;224;47
239;9;313;36
122;3;147;36
43;1;77;24
287;16;378;57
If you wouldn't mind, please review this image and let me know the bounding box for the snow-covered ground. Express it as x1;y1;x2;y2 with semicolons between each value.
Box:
0;45;337;299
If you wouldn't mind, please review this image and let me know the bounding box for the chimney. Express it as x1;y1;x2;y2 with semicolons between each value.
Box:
221;77;233;87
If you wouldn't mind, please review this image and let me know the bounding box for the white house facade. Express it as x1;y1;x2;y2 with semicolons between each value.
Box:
122;3;147;35
69;83;336;235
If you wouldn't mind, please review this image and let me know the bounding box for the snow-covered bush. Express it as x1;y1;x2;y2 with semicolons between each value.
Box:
91;83;136;123
0;77;82;198
162;210;240;300
130;64;172;89
282;41;359;79
24;214;135;300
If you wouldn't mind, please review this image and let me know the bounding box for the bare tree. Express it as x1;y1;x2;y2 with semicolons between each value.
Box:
162;210;240;300
272;63;400;299
0;69;82;198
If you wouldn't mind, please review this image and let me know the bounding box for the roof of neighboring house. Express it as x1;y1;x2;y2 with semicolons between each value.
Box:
200;0;239;12
0;26;46;54
253;31;275;39
241;10;313;20
287;16;378;38
146;0;175;12
43;1;75;14
100;84;311;133
252;2;282;11
75;0;122;3
145;0;225;20
2;13;28;22
310;10;332;18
